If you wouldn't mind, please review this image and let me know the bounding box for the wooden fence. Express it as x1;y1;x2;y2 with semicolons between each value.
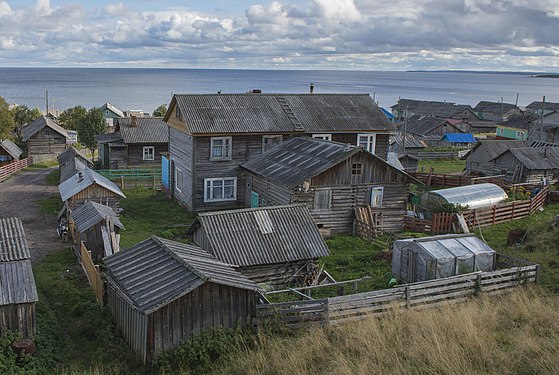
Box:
257;255;539;327
94;168;162;189
0;157;33;182
76;242;105;306
409;172;505;188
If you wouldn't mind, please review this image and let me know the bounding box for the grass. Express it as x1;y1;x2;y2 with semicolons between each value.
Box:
45;169;60;186
37;196;63;216
417;158;466;174
24;159;59;169
119;189;196;249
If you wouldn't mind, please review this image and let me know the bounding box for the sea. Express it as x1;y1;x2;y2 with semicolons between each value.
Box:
1;67;559;114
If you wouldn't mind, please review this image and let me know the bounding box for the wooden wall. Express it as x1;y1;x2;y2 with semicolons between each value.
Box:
109;143;168;168
238;260;316;286
0;303;36;338
330;133;390;159
27;128;66;157
67;185;121;212
169;127;194;210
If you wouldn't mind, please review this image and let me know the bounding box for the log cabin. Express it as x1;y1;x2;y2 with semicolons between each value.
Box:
22;115;68;163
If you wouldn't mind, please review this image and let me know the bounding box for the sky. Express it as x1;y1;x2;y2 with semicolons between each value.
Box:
1;0;558;71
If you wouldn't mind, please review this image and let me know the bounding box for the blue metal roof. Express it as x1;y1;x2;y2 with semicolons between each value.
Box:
381;107;396;120
441;133;476;143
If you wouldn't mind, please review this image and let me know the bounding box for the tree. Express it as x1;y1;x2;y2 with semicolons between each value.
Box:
59;105;87;130
11;105;41;140
0;96;15;140
152;104;167;117
77;108;106;162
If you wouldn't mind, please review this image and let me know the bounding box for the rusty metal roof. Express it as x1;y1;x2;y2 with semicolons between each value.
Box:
58;168;126;202
169;93;394;134
0;139;23;160
71;201;124;233
22;115;68;141
116;117;169;144
0;218;31;262
104;236;259;314
0;260;38;305
190;204;330;267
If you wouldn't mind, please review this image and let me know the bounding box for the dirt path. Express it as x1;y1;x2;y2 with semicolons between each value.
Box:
0;167;62;263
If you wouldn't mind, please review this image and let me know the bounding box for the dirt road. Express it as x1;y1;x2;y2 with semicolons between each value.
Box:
0;167;62;263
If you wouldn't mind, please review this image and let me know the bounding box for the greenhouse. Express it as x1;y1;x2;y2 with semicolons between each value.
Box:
392;234;496;283
420;183;508;212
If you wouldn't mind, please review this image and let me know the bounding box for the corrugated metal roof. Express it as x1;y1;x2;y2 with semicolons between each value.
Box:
104;236;258;314
406;115;447;135
0;218;31;262
0;260;38;305
95;133;123;144
441;133;476;143
526;101;559;112
391;99;475;119
506;147;559;170
474;101;519;114
241;137;359;188
0;139;23;159
171;94;394;134
59;167;126;202
390;134;427;150
423;183;508;209
22;115;68;141
116;117;169;144
71;201;124;233
190;204;330;267
57;146;91;167
467;140;529;163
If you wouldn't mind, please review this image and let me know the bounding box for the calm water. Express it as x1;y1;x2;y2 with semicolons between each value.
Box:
1;68;558;113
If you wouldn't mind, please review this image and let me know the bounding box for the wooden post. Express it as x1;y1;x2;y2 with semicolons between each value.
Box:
153;174;156;190
511;201;516;221
120;175;124;189
352;281;358;293
535;265;541;284
337;286;344;296
405;286;411;309
476;273;482;295
492;205;497;225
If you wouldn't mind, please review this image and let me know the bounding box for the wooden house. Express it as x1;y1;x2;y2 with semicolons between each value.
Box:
474;101;523;122
465;140;529;176
188;204;331;286
495;115;532;140
0;218;38;338
22;115;68;163
241;137;414;234
163;93;395;211
96;116;169;169
490;147;559;184
99;102;125;129
0;139;23;166
58;168;126;212
104;236;260;364
57;147;93;183
526;101;559;115
391;99;479;122
405;115;466;144
69;201;124;260
389;134;427;155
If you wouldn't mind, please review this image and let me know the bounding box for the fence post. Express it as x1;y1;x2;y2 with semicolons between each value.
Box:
120;175;124;190
535;265;541;284
405;286;411;309
475;273;482;295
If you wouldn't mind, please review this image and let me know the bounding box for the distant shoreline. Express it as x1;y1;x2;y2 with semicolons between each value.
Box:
534;74;559;79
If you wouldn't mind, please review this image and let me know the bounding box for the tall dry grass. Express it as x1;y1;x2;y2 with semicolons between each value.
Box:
198;288;559;375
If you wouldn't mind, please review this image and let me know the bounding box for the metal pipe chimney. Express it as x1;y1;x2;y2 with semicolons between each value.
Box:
310;83;314;94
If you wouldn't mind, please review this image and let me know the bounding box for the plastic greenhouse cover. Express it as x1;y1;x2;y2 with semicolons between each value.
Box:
426;183;507;209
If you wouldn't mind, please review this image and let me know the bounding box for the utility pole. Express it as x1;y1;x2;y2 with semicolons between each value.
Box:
45;90;49;115
540;96;546;142
402;106;408;154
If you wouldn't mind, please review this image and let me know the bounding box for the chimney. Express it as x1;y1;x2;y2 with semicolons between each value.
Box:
544;148;548;158
251;89;262;94
130;115;138;127
310;83;314;94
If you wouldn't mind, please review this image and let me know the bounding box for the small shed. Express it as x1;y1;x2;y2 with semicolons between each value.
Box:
465;140;529;176
58;168;126;212
188;204;331;286
420;183;508;213
392;234;496;283
70;201;124;260
22;115;68;163
0;139;23;165
57;147;94;183
0;218;38;338
104;236;260;364
490;147;559;184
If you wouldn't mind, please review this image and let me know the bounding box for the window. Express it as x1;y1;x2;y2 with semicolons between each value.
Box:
176;105;182;121
370;186;384;207
175;167;183;193
312;134;332;141
351;163;362;176
210;137;232;160
45;130;50;136
516;131;525;139
357;134;376;154
204;177;237;202
262;135;283;153
313;188;332;210
143;146;155;161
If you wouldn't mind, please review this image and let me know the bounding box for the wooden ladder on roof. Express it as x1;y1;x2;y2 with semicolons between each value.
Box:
277;96;305;131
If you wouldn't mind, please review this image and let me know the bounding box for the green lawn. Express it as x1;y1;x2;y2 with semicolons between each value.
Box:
417;158;466;174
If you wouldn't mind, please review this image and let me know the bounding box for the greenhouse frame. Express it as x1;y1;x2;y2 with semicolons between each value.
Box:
420;183;508;212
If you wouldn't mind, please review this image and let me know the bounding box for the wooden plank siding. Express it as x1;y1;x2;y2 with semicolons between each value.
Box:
109;143;168;169
27;128;67;160
0;303;36;338
169;127;194;210
67;184;121;212
238;260;317;286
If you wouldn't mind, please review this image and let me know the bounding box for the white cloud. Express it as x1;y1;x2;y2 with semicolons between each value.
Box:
0;1;12;17
313;0;362;22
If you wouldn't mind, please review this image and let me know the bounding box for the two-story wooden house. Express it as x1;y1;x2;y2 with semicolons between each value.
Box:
163;93;395;211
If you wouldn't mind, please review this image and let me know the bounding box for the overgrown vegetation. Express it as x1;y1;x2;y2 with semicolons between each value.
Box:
45;169;60;186
432;202;469;214
417;158;466;174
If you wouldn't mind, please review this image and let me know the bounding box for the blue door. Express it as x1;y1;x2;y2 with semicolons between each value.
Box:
251;191;259;208
161;155;170;189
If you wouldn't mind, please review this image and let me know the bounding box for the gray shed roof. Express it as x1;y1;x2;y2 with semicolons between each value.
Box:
190;204;330;267
0;260;38;306
116;117;169;144
57;146;91;167
95;132;123;144
241;137;359;188
474;101;520;115
104;236;259;314
391;99;475;119
467;139;529;164
167;93;395;134
71;201;124;233
22;116;68;141
59;157;88;184
526;101;559;112
406;115;461;136
494;147;559;170
0;139;23;160
0;218;31;262
58;168;126;202
389;134;427;150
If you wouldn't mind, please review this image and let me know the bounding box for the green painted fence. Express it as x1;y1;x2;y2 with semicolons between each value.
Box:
95;168;162;189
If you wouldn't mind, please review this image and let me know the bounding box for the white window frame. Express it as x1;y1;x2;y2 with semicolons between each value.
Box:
313;188;332;211
210;137;232;160
516;131;525;139
142;146;155;161
175;167;183;193
357;133;377;154
262;135;283;153
204;177;237;202
370;186;384;208
312;134;332;141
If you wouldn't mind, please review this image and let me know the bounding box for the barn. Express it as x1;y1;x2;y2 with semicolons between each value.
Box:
0;218;38;338
104;236;260;364
22;115;68;163
188;204;330;287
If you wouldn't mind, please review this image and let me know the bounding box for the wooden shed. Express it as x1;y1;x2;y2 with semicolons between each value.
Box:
241;137;415;234
0;139;23;166
57;147;94;183
465;140;529;176
490;147;559;184
0;218;38;338
58;168;126;212
104;236;260;364
188;204;331;286
22;115;68;163
69;201;124;260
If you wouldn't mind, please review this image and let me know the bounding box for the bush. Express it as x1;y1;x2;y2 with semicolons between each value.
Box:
432;202;469;214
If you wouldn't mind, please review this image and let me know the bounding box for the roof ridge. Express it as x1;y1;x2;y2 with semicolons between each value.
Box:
151;236;209;282
197;203;306;218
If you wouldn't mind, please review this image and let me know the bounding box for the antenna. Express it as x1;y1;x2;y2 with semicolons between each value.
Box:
540;96;545;142
45;90;49;115
402;106;408;154
515;93;519;107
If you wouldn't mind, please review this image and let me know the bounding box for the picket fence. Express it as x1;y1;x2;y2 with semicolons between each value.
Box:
0;157;33;182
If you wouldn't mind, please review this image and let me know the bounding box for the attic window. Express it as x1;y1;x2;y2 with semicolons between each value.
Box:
352;163;362;175
254;210;273;234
